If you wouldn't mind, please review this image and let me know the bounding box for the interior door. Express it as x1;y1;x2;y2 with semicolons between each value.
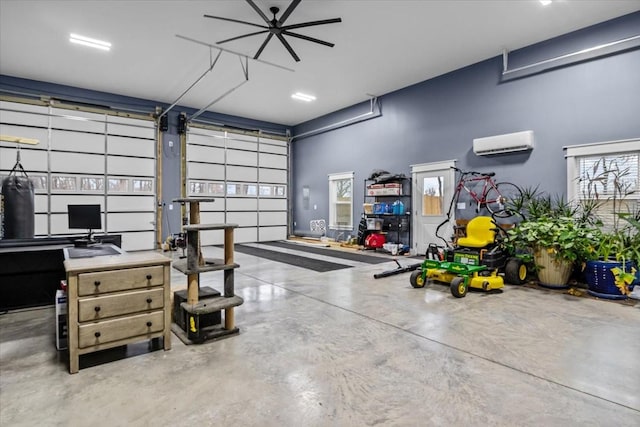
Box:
411;160;456;256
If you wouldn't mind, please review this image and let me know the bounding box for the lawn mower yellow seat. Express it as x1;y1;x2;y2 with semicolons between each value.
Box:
457;216;496;248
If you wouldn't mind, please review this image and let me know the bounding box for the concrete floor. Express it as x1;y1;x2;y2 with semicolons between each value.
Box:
1;243;639;426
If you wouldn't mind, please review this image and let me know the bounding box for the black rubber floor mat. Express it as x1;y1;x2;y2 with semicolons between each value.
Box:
234;244;353;272
262;241;389;264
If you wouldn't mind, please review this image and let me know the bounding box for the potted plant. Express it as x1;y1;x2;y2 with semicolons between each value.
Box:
505;189;597;288
579;156;639;299
583;212;639;299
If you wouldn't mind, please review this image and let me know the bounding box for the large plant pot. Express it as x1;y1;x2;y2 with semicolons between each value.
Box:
583;259;637;300
534;248;573;289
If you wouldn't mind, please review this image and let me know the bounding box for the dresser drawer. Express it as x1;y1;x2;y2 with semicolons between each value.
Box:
78;310;164;349
78;288;164;322
78;265;164;296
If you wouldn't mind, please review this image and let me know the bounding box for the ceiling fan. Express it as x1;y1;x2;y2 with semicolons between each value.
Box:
204;0;342;62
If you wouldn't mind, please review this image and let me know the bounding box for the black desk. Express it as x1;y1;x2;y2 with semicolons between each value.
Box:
0;235;121;312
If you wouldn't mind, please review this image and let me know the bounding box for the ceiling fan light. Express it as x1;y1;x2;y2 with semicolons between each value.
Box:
291;92;316;102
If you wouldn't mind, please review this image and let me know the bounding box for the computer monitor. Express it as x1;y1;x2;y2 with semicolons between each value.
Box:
67;204;102;246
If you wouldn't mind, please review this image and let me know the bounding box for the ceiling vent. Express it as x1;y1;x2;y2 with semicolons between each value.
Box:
473;130;534;156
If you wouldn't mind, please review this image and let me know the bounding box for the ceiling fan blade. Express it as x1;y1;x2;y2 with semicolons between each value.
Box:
278;0;302;25
282;18;342;31
283;31;334;48
254;33;274;60
204;14;267;30
245;0;271;25
217;30;269;45
275;33;300;62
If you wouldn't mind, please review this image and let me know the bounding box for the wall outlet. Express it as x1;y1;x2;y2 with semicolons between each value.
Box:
168;140;174;147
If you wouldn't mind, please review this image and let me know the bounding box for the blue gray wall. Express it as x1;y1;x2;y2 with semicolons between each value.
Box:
291;12;640;237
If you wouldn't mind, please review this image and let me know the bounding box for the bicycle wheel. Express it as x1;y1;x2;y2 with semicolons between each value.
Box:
485;182;522;218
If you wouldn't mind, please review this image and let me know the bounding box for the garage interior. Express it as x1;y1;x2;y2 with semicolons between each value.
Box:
1;1;639;426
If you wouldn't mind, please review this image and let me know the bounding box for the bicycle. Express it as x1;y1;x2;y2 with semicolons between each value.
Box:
448;166;522;219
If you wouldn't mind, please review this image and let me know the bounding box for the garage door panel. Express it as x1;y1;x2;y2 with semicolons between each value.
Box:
51;129;105;153
108;135;155;157
227;211;257;226
259;211;286;226
189;133;225;147
0;109;49;127
51;194;105;212
259;198;287;211
187;145;224;162
34;194;48;213
259;226;286;242
1;149;48;172
259;168;287;183
50;212;105;235
0;125;49;146
107;123;155;139
186;127;289;245
227;165;257;182
199;211;225;224
51;111;106;133
1;101;49;116
226;140;257;152
107;212;154;232
119;231;156;251
188;162;225;180
51;152;104;174
227;149;257;166
109;196;155;211
227;198;257;211
196;200;223;212
235;227;257;244
34;213;49;236
259;152;287;169
1;101;156;250
107;156;154;176
227;133;257;143
108;115;154;127
201;230;224;246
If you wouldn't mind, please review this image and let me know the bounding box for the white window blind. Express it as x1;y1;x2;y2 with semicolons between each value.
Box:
566;140;639;231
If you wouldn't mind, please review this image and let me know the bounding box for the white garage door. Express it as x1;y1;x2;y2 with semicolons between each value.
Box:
0;100;157;251
186;125;288;245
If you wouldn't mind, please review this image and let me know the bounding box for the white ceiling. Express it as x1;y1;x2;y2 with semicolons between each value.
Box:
1;0;639;126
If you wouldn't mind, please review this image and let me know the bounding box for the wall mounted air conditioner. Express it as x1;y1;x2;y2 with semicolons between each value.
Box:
473;130;534;156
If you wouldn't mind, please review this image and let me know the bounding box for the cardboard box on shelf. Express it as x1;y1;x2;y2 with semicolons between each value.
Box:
363;203;374;214
367;187;402;196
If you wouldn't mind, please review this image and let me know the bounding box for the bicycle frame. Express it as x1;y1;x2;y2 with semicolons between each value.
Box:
454;171;501;212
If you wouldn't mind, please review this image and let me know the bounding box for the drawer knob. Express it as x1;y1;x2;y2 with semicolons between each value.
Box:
146;274;152;280
94;280;101;286
94;306;101;312
94;332;101;338
146;298;152;304
146;321;152;327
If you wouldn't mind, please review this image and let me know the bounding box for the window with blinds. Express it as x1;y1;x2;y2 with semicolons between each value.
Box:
578;152;639;230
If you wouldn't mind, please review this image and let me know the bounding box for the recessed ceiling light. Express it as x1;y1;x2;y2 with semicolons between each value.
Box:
291;92;316;102
540;0;552;5
69;33;111;51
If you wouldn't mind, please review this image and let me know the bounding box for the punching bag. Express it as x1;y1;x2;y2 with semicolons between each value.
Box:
1;154;35;239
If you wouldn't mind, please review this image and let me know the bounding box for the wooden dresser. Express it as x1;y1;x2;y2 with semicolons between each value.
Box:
64;251;172;374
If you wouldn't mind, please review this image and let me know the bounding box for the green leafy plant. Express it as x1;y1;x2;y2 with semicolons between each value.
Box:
610;265;637;296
